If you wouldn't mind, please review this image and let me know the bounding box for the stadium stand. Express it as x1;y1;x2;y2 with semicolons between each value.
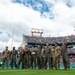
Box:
23;35;75;45
23;35;75;57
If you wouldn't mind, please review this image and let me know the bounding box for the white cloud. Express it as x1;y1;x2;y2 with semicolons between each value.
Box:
8;38;21;50
0;0;75;51
0;32;10;42
0;41;7;52
0;0;11;4
0;39;21;52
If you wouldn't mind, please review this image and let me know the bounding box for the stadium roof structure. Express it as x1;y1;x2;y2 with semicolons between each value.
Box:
23;35;75;45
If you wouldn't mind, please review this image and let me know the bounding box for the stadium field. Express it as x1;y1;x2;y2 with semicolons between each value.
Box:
0;69;75;75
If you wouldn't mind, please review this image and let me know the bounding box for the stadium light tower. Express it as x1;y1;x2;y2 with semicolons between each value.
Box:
31;28;43;37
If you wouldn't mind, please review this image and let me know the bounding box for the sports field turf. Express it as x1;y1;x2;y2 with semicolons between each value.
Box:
0;69;75;75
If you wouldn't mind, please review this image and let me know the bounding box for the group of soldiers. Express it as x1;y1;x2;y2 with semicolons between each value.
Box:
1;42;70;70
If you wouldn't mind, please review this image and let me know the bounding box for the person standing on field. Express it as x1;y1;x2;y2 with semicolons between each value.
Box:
44;43;51;69
25;45;31;69
10;47;18;69
36;45;42;69
17;48;25;69
2;46;10;69
30;46;36;69
61;41;70;70
54;42;61;69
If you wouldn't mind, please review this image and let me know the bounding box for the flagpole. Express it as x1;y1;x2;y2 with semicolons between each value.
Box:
10;28;15;51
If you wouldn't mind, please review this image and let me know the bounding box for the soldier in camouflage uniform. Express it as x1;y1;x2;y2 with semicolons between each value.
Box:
61;41;70;70
54;42;61;69
50;45;55;69
25;45;31;69
44;43;51;69
10;47;18;69
17;48;25;69
36;45;42;69
30;46;36;69
41;47;45;69
2;46;10;69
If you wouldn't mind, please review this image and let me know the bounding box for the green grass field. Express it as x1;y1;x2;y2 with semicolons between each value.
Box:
0;69;75;75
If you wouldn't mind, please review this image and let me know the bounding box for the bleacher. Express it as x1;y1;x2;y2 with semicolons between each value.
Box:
23;35;75;45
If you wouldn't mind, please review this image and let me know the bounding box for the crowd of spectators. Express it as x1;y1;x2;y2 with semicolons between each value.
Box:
24;35;75;44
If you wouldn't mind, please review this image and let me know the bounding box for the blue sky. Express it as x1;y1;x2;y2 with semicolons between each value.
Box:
0;0;75;52
14;0;54;19
0;31;2;34
14;0;74;18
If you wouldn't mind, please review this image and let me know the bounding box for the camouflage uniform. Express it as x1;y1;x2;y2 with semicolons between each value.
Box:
2;48;10;69
17;49;25;69
36;45;42;69
61;43;70;70
25;46;31;69
44;46;51;69
30;47;36;69
41;48;45;69
10;47;18;69
50;46;55;69
54;46;61;69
